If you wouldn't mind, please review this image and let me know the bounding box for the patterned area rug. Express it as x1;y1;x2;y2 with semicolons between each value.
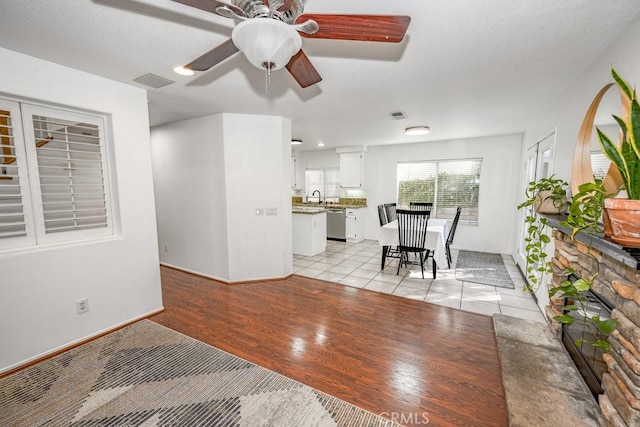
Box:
455;250;515;289
0;320;398;427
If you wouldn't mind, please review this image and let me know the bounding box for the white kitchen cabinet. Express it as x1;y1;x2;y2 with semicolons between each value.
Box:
340;152;364;188
292;210;327;256
345;207;366;243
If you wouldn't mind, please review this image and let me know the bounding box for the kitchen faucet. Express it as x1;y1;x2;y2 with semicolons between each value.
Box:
311;190;322;203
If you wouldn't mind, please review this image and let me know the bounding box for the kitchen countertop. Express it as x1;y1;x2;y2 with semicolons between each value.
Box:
292;206;327;214
293;203;368;210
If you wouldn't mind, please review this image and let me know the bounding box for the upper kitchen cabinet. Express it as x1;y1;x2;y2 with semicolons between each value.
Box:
339;152;364;188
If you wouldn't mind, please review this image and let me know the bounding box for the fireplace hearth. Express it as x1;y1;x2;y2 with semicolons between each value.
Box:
544;215;640;426
561;281;613;397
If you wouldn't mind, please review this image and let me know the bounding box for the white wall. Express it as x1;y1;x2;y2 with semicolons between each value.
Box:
151;115;230;278
299;135;522;254
152;113;293;282
0;48;163;373
366;135;523;253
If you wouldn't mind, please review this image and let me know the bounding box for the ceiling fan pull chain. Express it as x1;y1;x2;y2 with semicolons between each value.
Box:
265;62;272;94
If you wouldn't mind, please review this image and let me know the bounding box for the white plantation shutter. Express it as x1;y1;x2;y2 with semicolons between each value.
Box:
21;104;112;242
0;101;35;248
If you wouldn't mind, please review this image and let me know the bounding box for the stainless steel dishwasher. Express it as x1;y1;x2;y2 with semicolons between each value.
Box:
326;207;346;241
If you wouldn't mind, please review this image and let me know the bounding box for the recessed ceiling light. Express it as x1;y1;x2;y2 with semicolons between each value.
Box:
173;66;195;76
405;126;430;136
291;139;302;145
317;142;325;147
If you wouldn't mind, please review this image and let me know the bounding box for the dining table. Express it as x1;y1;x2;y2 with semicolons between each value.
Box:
378;218;450;276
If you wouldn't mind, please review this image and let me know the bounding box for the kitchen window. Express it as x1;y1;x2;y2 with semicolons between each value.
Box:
305;168;340;203
0;98;114;250
397;159;481;224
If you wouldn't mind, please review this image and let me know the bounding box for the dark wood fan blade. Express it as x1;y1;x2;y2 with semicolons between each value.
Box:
184;38;239;71
286;50;322;88
296;14;411;42
171;0;244;17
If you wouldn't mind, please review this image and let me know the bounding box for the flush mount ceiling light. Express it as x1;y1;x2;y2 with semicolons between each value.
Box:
172;66;195;76
404;126;430;136
232;19;302;77
291;139;302;145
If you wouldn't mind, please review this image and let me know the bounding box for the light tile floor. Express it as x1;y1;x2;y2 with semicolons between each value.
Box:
293;239;546;323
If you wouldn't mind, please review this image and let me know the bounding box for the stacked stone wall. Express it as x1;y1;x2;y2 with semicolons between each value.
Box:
549;230;640;426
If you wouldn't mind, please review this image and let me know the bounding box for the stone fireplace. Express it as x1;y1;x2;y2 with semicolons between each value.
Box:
545;216;640;426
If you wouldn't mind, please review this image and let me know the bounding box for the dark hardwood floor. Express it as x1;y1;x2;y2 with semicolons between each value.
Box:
151;266;508;426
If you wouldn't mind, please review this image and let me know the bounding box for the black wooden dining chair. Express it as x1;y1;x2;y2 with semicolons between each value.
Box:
445;206;462;268
396;209;431;279
378;204;401;267
384;203;397;222
409;202;433;214
377;204;388;226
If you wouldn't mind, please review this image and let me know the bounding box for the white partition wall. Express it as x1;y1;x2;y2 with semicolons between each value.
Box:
0;48;163;373
151;113;293;282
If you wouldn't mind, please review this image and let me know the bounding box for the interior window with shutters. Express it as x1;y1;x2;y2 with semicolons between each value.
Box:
0;103;34;248
0;99;114;250
397;159;481;224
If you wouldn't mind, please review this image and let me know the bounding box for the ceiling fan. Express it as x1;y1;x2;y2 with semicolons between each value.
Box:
172;0;411;88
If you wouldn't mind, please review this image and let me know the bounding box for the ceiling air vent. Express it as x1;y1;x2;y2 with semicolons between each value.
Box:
389;111;408;120
133;73;175;89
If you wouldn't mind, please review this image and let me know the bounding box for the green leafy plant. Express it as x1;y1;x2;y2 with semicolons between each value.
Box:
517;175;569;213
517;176;569;291
549;268;617;351
561;180;612;237
596;67;640;200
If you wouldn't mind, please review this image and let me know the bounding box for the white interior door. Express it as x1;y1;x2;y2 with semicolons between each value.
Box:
516;131;556;273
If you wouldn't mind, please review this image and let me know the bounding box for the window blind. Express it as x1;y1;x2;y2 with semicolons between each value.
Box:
397;159;481;223
30;114;108;234
591;152;610;182
305;168;340;201
0;109;27;240
436;160;481;222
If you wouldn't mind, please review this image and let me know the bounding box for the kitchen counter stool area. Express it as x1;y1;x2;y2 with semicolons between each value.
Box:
293;239;545;322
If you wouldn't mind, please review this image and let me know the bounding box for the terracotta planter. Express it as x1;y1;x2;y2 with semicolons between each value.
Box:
603;208;613;237
605;198;640;247
534;190;567;214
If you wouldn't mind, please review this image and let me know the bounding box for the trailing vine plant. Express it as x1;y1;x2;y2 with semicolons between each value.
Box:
517;175;569;291
549;267;617;350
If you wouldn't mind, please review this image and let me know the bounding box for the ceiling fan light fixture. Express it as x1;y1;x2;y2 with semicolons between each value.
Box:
173;66;195;76
404;126;430;136
232;19;302;71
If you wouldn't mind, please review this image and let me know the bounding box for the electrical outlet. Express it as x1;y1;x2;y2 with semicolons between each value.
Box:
164;244;169;252
76;298;89;314
266;207;278;216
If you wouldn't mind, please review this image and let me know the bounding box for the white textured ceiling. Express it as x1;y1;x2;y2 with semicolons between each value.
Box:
1;0;639;151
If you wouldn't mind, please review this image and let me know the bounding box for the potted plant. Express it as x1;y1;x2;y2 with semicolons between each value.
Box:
561;180;613;238
597;67;640;247
517;175;569;290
